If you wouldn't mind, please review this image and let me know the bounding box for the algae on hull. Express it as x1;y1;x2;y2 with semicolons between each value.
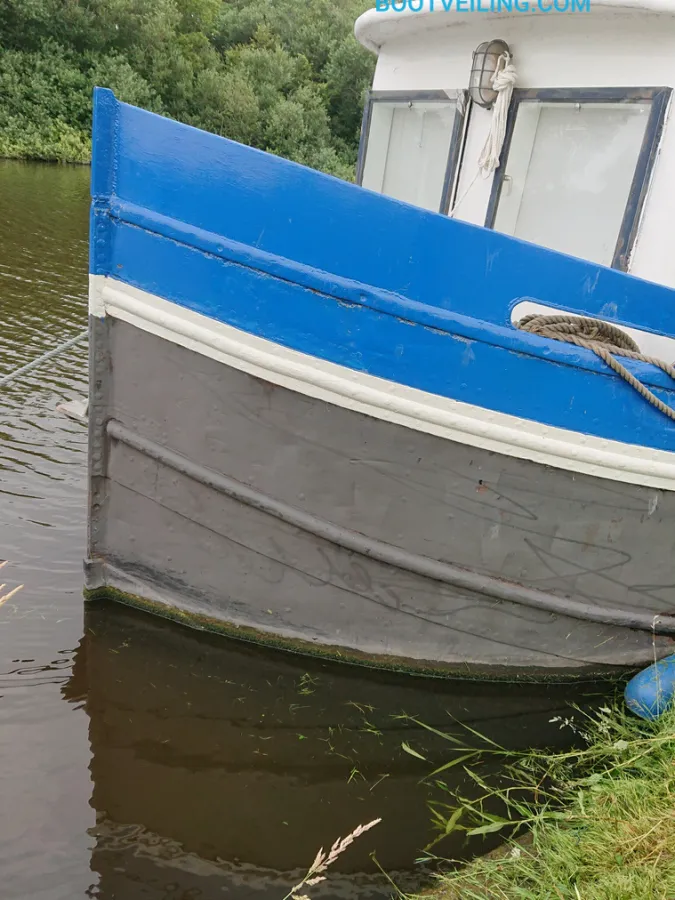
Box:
83;583;640;685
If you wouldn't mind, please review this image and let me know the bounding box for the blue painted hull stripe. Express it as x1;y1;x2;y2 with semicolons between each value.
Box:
99;221;675;452
90;90;675;339
88;89;675;455
100;201;675;395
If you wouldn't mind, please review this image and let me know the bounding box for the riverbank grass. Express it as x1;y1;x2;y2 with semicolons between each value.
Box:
423;702;675;900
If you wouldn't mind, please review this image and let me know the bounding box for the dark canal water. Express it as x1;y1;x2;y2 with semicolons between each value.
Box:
0;160;611;900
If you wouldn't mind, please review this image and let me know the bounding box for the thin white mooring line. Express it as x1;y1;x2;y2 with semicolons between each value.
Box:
0;329;88;388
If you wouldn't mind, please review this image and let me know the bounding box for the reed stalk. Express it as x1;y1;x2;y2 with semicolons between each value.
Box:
284;818;382;900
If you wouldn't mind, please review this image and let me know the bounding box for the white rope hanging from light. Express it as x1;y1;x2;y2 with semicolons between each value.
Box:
477;51;517;177
449;51;517;217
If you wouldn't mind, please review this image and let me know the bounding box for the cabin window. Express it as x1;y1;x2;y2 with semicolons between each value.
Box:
357;91;466;214
486;88;671;270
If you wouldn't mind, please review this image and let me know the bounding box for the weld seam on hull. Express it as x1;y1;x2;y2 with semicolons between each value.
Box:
106;419;675;636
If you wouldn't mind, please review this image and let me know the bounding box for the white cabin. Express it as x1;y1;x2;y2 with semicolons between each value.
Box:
354;0;675;289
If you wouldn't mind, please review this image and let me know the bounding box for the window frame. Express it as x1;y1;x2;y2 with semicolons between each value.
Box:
484;86;671;271
356;89;469;215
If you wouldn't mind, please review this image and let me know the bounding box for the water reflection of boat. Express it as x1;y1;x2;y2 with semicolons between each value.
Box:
85;1;675;677
65;602;608;898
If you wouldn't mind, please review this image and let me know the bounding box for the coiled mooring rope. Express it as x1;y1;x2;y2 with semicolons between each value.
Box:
0;329;88;388
517;314;675;422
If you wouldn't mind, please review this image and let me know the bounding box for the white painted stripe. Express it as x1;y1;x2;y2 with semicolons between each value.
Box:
91;274;675;491
89;274;106;318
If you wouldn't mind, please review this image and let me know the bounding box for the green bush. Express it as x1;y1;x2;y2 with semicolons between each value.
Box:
0;0;375;176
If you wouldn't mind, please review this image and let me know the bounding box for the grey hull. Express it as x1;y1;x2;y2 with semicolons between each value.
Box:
86;316;675;678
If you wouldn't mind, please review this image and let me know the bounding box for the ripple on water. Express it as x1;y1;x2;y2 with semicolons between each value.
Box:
0;160;93;900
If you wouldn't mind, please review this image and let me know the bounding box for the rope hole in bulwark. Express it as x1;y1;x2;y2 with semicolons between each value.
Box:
516;314;675;424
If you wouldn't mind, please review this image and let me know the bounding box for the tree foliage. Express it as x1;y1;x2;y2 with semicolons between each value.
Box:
0;0;374;177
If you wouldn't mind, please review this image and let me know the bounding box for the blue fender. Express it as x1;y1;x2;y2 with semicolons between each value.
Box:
625;654;675;720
